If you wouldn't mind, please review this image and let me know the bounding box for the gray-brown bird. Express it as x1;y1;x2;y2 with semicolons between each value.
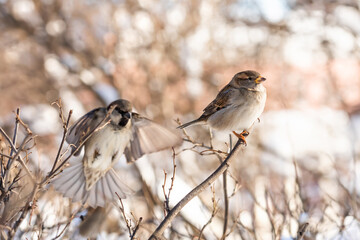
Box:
178;70;267;143
53;99;181;207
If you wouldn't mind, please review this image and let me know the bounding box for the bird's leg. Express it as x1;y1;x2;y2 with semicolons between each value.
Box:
232;130;249;145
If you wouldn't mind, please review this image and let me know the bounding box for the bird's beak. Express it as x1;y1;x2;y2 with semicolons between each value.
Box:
255;76;266;84
122;112;131;119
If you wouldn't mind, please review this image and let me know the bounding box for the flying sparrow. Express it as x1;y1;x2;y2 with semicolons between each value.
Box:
178;70;267;144
52;99;181;207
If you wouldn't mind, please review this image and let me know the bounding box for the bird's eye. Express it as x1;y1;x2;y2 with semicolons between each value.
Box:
115;107;121;112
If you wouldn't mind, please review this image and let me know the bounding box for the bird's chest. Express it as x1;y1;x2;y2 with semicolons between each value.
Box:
84;126;132;171
233;88;267;129
211;87;266;131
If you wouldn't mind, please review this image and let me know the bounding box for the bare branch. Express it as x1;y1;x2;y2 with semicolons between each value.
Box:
148;138;246;239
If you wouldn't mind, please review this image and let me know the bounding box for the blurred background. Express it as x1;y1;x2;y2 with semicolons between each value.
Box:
0;0;360;239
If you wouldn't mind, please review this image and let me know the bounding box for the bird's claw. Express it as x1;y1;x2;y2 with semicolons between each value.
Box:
232;130;249;146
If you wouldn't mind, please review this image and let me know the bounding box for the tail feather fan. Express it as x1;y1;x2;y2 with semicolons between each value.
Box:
52;161;133;207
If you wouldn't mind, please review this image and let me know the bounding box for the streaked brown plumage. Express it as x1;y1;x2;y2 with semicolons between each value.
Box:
52;99;182;207
178;70;267;143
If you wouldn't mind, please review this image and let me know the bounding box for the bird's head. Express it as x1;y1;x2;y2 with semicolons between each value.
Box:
231;70;266;89
107;99;132;127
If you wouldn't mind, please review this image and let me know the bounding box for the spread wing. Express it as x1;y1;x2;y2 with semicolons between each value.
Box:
200;84;234;119
66;108;107;156
124;113;182;162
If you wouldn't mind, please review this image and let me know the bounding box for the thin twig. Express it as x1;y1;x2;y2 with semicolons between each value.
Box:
51;214;77;240
117;193;133;237
222;216;238;239
162;148;177;215
221;134;232;239
0;127;17;154
5;134;35;191
0;224;12;231
264;189;276;239
175;118;227;155
16;113;32;135
9;184;39;239
181;139;227;155
198;185;218;239
131;217;143;240
9;108;20;159
168;149;177;205
162;170;168;215
14;155;37;184
0;110;36;188
148;138;245;240
0;152;12;159
175;118;194;143
116;193;142;239
49;109;72;174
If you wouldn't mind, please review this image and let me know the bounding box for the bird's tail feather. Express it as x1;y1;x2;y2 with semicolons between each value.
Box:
52;160;133;208
177;119;204;129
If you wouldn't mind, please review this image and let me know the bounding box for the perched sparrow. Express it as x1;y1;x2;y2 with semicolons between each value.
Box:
52;99;181;207
178;70;267;143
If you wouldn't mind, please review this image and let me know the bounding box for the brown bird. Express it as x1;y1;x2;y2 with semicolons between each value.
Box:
178;70;267;144
52;99;181;207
